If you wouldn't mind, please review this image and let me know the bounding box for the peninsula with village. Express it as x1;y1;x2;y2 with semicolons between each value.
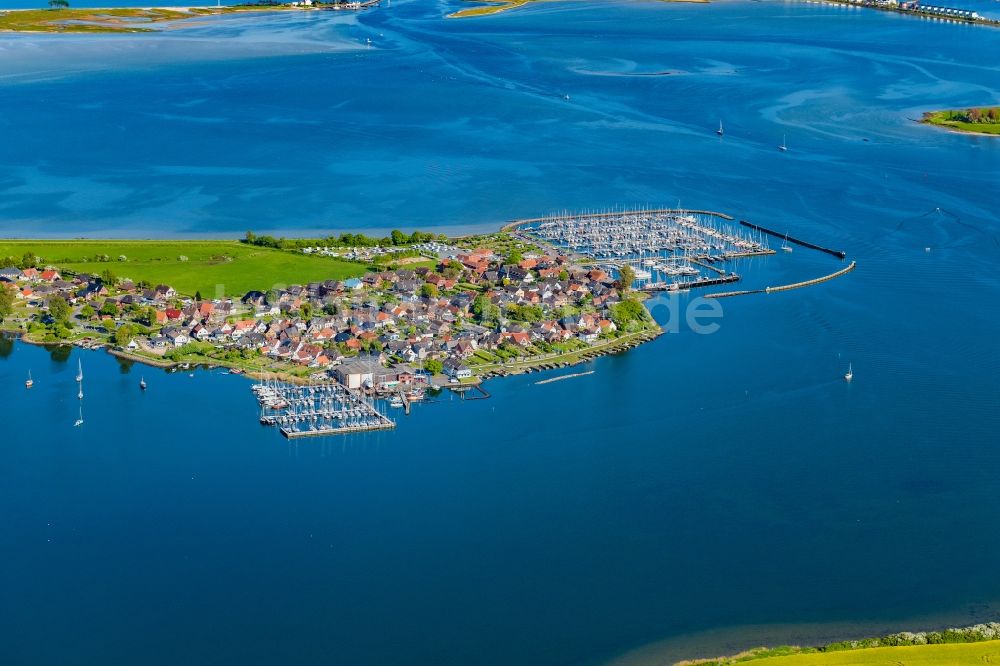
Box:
0;208;856;437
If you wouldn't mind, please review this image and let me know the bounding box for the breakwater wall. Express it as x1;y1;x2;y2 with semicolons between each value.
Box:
765;261;857;293
704;261;857;299
739;220;847;259
705;289;766;299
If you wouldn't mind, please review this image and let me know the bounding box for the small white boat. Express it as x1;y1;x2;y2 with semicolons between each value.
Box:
716;120;724;136
140;377;147;391
78;386;83;400
779;134;788;152
844;363;853;382
74;405;84;427
25;370;33;389
781;234;793;253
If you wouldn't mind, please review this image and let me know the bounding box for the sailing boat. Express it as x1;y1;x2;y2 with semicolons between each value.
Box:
781;233;793;253
778;134;788;152
77;383;84;400
844;363;853;382
75;358;83;382
74;404;83;427
716;120;724;136
139;376;147;391
25;370;33;389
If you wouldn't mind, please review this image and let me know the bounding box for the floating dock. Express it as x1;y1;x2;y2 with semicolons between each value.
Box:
252;379;394;438
641;274;741;292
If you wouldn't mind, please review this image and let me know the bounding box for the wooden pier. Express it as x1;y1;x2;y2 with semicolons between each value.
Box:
641;274;741;292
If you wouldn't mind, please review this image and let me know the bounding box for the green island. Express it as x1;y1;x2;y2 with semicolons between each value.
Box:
0;1;374;34
677;622;1000;665
922;107;1000;136
448;0;707;19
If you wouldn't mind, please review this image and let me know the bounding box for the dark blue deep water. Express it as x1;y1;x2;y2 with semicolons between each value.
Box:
2;1;1000;664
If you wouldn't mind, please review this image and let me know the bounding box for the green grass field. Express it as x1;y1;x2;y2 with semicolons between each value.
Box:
0;240;366;297
718;640;1000;665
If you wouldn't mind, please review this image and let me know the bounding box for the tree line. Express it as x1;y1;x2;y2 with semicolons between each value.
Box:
242;229;448;250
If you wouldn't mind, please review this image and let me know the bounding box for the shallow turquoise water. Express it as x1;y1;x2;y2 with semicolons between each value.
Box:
1;2;1000;665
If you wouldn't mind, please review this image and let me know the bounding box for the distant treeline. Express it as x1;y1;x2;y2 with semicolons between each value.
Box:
682;622;1000;666
242;230;448;250
944;106;1000;124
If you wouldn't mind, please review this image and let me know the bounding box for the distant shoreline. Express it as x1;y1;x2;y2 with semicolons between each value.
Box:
606;601;1000;665
0;2;380;34
447;0;708;20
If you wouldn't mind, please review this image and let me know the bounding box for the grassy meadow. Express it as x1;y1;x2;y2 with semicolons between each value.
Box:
685;640;1000;666
0;240;366;297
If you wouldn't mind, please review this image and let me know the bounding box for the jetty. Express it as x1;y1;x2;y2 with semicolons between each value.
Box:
252;378;394;438
535;370;594;385
704;262;857;298
739;220;847;259
641;274;741;292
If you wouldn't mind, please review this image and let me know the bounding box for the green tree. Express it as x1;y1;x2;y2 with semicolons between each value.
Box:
610;298;648;330
558;269;569;281
0;286;14;322
420;283;439;299
299;302;313;320
99;301;118;317
507;249;523;265
103;319;117;334
48;295;70;324
48;0;70;8
100;268;117;286
79;304;96;319
113;324;135;346
424;358;443;375
617;264;636;294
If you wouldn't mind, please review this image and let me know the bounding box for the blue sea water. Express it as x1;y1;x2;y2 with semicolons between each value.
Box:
2;1;1000;665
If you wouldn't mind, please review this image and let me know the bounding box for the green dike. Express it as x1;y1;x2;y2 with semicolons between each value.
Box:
711;640;1000;665
0;240;366;297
